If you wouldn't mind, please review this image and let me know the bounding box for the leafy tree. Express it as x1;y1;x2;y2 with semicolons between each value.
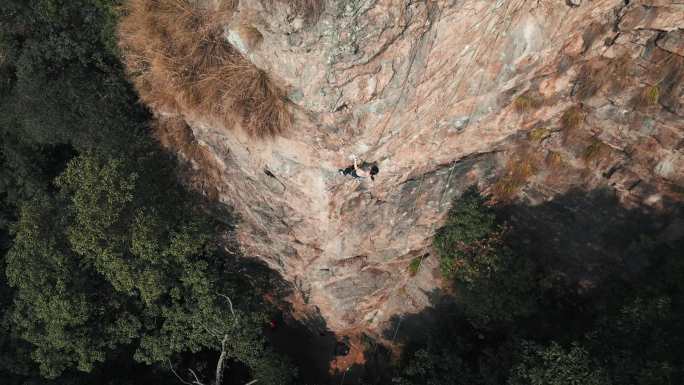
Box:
434;187;497;277
5;153;295;383
584;239;684;385
509;341;610;385
0;1;296;384
0;0;148;153
434;188;538;326
395;347;474;385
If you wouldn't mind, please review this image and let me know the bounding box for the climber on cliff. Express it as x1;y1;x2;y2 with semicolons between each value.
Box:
339;155;379;181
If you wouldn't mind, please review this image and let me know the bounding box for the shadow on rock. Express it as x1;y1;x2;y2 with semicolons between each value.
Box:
350;187;683;384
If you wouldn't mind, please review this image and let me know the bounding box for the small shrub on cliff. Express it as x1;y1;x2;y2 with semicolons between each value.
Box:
408;256;422;277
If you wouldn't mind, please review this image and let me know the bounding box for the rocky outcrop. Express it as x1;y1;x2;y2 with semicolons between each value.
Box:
140;0;684;336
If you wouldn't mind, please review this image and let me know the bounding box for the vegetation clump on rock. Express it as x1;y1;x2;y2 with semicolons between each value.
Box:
119;0;291;138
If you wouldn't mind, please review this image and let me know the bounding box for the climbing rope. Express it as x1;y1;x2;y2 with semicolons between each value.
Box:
358;9;532;380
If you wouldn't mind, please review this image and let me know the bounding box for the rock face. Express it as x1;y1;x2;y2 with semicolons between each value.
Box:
150;0;684;335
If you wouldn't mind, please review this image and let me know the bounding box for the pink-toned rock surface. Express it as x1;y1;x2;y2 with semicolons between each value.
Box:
155;0;684;336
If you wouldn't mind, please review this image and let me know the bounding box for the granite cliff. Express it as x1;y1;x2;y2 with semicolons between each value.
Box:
120;0;684;339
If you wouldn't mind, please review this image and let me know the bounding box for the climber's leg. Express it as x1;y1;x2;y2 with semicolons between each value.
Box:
339;166;356;177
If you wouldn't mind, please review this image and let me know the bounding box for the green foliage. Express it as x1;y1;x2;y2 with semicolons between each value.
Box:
457;249;538;326
408;257;422;277
395;347;474;385
0;1;295;383
434;188;497;277
4;153;294;383
400;197;684;385
7;196;109;377
0;0;148;152
510;342;610;385
584;240;684;385
433;188;538;325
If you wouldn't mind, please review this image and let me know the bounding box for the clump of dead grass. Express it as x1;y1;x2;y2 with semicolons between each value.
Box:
492;155;538;200
545;151;564;170
560;105;585;131
638;85;661;107
153;115;196;155
575;55;632;100
153;116;223;200
582;138;611;164
528;127;551;142
119;0;291;137
513;92;542;113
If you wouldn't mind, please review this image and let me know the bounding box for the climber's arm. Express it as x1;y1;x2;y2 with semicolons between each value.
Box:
352;156;370;177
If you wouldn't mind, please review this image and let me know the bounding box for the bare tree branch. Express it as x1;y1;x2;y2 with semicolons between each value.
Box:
218;293;238;325
172;295;239;385
168;359;193;385
188;368;205;385
215;334;229;385
245;380;259;385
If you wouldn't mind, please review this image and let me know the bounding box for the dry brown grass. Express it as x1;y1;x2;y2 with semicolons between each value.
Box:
528;127;550;142
153;116;223;200
575;55;632;100
545;151;564;170
492;154;538;200
153;115;196;156
513;92;542;113
582;138;611;164
560;105;585;132
119;0;291;137
638;85;661;107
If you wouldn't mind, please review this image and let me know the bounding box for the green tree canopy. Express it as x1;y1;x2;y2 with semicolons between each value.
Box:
509;342;610;385
5;153;294;383
434;188;538;326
